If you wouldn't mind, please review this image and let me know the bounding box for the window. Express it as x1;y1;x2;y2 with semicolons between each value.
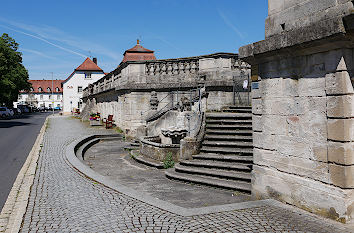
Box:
55;87;60;92
49;95;51;100
40;95;43;100
47;87;51;92
78;86;83;93
85;72;92;79
18;95;22;100
57;95;60;100
38;87;43;92
30;87;34;92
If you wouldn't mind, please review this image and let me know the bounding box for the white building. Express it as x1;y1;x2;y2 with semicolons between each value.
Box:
15;80;63;109
62;57;105;114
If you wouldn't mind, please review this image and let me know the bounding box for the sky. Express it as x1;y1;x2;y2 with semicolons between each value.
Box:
0;0;268;81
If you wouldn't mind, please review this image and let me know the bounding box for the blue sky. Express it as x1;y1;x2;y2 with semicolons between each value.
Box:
0;0;267;81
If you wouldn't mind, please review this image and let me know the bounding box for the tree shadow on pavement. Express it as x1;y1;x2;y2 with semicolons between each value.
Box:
0;121;31;128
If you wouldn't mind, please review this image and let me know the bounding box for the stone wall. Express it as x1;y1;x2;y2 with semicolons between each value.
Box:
240;0;354;224
82;53;251;137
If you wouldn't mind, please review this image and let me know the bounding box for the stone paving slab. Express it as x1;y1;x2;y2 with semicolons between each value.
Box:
19;116;354;232
83;140;251;209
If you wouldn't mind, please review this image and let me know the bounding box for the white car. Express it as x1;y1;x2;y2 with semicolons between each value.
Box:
0;107;11;118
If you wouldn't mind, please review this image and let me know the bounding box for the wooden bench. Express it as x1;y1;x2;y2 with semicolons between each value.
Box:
103;115;114;129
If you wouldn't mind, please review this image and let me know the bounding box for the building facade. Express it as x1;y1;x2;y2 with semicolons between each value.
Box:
62;57;105;114
15;80;63;109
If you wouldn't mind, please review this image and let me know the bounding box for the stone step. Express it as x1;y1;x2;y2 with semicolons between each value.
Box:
165;169;251;193
206;124;252;130
227;106;251;110
204;134;253;141
205;129;253;136
206;119;252;125
223;108;252;113
192;153;253;163
202;141;253;148
174;164;252;182
180;159;252;171
206;112;252;119
130;150;164;169
130;142;139;147
200;146;253;155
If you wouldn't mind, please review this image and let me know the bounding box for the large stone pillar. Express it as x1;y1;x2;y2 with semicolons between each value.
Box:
240;0;354;223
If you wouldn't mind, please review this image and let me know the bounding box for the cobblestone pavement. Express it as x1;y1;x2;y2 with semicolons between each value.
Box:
20;116;353;233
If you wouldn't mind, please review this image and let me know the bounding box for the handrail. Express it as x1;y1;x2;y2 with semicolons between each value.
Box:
145;86;205;123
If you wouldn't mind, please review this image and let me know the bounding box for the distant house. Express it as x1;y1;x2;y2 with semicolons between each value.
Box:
15;80;64;109
62;57;105;114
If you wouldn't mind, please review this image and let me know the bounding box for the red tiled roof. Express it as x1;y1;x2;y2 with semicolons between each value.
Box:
125;44;154;53
122;53;156;62
24;80;64;93
62;57;105;84
75;57;103;71
122;40;156;62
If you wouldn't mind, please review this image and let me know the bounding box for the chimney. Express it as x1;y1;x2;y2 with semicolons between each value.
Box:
93;57;97;64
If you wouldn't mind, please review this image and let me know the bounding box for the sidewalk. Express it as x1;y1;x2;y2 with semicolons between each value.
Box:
7;116;354;232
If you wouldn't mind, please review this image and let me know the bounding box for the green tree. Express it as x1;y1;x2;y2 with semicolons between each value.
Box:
0;33;30;107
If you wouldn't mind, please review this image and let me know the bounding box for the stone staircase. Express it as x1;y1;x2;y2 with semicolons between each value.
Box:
165;106;253;193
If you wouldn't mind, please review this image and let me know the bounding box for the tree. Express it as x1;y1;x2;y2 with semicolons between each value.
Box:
0;33;30;107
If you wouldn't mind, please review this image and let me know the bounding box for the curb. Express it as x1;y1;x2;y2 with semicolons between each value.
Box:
66;135;277;217
0;117;49;233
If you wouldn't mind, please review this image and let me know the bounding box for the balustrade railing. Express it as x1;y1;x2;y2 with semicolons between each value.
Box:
145;59;199;76
82;54;248;98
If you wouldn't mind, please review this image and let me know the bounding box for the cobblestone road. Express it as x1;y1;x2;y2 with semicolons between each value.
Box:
20;116;353;232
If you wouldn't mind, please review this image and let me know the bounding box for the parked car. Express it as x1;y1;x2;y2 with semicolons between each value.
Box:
8;109;14;117
13;108;22;115
0;107;11;118
38;106;46;112
54;106;61;111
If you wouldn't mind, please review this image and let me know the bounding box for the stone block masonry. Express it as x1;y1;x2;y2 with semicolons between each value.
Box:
82;53;251;137
240;0;354;224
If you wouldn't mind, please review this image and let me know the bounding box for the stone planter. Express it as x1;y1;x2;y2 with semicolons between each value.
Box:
90;120;102;126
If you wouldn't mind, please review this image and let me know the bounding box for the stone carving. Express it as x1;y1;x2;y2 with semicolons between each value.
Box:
161;127;188;144
180;96;191;112
149;91;159;110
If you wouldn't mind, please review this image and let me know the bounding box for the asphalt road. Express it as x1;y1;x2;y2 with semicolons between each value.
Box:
0;112;51;210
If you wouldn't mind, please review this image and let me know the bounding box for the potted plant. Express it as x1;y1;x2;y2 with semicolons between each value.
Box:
89;112;102;126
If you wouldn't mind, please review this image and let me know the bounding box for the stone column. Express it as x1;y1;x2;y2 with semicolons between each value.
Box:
240;0;354;224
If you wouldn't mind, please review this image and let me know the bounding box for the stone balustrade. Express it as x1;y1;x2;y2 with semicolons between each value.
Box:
145;58;199;76
83;53;248;98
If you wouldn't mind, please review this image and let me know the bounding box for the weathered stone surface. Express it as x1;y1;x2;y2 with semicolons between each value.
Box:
326;71;354;95
262;115;287;135
276;135;327;161
329;164;354;188
252;114;262;132
327;94;354;118
252;98;262;115
298;77;325;97
262;97;305;116
260;78;284;98
252;165;354;223
328;141;354;165
253;132;277;151
328;118;354;142
253;148;329;183
180;137;200;160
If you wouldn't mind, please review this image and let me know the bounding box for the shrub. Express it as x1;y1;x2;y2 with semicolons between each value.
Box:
163;152;175;169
